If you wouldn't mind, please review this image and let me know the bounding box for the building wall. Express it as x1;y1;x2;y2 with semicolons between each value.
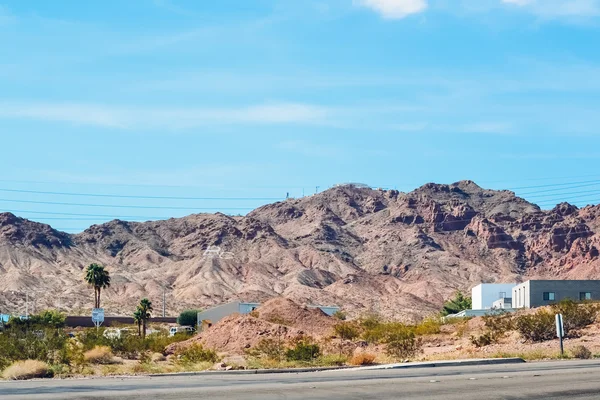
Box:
307;306;340;316
515;280;600;308
196;302;260;329
196;302;242;327
472;283;517;309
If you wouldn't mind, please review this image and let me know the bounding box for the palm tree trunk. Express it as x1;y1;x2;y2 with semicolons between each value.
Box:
97;287;101;309
142;320;146;339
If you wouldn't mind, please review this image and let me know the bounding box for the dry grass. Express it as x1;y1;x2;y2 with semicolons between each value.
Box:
349;353;376;366
84;346;115;365
2;360;50;380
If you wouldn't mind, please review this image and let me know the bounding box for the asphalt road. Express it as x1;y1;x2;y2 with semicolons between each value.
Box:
2;360;600;399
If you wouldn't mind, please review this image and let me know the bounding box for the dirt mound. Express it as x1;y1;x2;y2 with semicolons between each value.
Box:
166;314;304;355
166;298;338;355
255;297;337;337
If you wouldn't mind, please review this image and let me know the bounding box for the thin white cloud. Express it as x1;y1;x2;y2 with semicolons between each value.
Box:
0;102;330;129
357;0;428;19
0;5;16;26
501;0;600;18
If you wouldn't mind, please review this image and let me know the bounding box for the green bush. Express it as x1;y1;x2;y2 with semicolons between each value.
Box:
413;317;442;335
384;327;422;360
285;337;321;362
245;338;285;361
333;322;360;341
0;317;69;370
175;344;219;364
470;333;493;348
551;300;600;337
177;310;202;327
515;309;556;342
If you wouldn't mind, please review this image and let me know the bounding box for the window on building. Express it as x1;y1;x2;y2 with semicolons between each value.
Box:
499;292;506;298
543;292;555;301
580;292;592;301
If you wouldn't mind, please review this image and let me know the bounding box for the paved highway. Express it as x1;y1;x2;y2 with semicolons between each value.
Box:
2;360;600;399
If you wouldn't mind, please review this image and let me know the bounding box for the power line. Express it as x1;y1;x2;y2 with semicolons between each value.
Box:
516;182;600;196
0;188;284;201
524;188;600;199
0;199;256;210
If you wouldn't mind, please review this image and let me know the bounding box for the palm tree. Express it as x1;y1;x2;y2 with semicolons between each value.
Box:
138;298;153;339
84;263;111;309
133;308;143;337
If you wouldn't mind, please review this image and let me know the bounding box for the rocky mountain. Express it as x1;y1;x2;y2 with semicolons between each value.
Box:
1;180;599;321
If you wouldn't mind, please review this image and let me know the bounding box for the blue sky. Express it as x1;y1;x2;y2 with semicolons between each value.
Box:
1;0;600;232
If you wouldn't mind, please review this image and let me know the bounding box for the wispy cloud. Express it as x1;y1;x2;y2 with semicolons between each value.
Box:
0;5;16;26
501;0;600;18
356;0;428;19
0;102;330;129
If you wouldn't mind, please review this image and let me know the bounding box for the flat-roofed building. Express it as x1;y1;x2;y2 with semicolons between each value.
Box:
512;280;600;309
472;283;517;310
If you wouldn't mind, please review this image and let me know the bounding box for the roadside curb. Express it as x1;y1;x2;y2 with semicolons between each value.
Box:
148;366;351;377
343;358;526;372
146;358;525;378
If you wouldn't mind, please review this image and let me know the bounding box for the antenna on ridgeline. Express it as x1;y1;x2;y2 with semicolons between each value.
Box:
315;186;320;194
286;192;289;199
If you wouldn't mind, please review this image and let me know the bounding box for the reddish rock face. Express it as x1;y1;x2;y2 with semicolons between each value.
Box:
0;182;599;320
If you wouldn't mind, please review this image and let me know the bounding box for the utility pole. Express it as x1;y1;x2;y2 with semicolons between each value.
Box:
162;287;166;318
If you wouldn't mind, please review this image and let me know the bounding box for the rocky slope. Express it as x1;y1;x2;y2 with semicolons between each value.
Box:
1;181;599;321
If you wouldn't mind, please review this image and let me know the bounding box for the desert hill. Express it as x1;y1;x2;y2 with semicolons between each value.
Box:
1;181;599;320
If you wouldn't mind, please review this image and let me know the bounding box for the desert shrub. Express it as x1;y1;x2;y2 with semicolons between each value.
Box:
285;337;321;362
515;309;556;342
65;340;86;372
441;291;472;316
471;312;515;347
249;310;259;318
334;322;360;341
29;310;66;328
84;346;114;364
246;338;285;361
317;354;348;366
470;333;493;348
413;317;442;335
177;310;202;327
350;353;376;366
175;344;219;364
360;313;382;331
0;318;69;369
384;326;422;360
138;351;152;365
2;360;52;380
571;345;592;360
333;311;347;321
552;300;600;336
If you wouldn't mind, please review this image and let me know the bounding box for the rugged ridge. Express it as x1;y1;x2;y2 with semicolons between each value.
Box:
0;181;599;321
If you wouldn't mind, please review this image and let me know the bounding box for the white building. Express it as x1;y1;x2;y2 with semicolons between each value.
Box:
471;283;517;310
